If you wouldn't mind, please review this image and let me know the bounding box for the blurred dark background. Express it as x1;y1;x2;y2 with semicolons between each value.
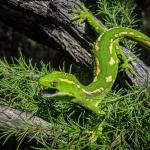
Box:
0;21;68;68
135;0;150;35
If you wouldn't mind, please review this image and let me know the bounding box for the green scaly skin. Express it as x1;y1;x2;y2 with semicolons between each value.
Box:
39;4;150;115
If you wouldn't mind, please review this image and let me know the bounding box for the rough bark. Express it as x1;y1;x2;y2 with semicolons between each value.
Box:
0;105;82;141
0;0;92;67
0;105;53;139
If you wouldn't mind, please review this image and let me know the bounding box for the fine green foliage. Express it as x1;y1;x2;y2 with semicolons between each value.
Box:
97;0;140;50
0;57;149;149
0;57;41;113
97;0;139;28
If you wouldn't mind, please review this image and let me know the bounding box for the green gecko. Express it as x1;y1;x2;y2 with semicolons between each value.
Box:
39;4;150;115
39;27;150;112
38;4;150;143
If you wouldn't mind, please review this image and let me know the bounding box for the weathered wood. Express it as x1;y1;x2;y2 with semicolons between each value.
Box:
0;105;81;140
0;0;150;86
0;0;92;67
0;105;52;139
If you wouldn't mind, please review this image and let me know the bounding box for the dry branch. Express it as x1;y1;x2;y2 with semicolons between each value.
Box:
0;105;77;140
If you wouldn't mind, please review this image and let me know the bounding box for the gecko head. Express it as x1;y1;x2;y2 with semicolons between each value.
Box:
38;71;82;99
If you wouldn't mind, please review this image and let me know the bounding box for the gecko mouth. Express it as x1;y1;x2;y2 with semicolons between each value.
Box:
40;87;67;97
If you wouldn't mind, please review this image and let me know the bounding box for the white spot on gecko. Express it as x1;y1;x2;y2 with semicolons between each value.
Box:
105;76;113;82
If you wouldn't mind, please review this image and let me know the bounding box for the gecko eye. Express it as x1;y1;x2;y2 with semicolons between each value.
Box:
50;81;58;88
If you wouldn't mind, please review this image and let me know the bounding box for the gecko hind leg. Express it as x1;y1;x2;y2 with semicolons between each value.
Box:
115;41;136;76
85;120;106;143
120;57;136;76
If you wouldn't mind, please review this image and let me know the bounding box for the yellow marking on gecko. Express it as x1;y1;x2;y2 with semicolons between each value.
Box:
97;33;104;42
105;76;113;83
95;42;99;51
129;32;134;35
82;87;104;95
95;33;105;51
137;36;142;38
145;41;150;45
114;32;128;38
107;27;119;31
109;57;116;66
59;78;81;89
76;84;81;88
121;32;128;35
109;43;113;54
114;34;118;38
59;78;76;84
93;58;101;82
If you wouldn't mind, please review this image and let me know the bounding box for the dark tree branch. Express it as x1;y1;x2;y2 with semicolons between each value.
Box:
0;105;53;137
0;105;84;141
0;0;150;86
0;0;92;67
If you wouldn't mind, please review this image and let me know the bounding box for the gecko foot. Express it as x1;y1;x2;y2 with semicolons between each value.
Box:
69;3;89;25
85;121;106;143
119;57;136;76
